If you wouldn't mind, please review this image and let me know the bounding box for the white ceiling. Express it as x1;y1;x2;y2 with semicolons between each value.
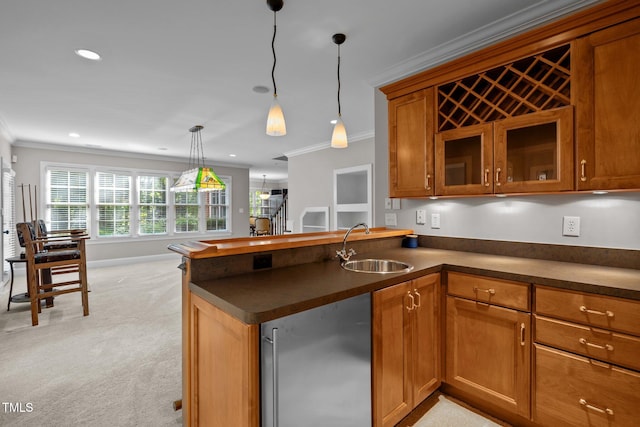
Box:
0;0;601;181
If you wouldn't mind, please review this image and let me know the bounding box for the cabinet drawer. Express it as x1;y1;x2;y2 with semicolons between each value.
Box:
535;286;640;336
535;315;640;371
534;344;640;427
447;272;529;311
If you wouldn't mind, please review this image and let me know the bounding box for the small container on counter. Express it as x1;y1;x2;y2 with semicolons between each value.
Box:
402;234;418;248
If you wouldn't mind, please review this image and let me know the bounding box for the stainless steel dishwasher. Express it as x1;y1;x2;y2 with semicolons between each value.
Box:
261;293;371;427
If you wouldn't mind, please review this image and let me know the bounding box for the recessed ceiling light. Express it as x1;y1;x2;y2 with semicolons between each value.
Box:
69;132;80;138
330;119;337;125
229;154;237;157
75;49;101;61
158;147;168;151
252;85;270;94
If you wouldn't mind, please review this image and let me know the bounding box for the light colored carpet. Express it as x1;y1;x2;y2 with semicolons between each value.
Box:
412;395;502;427
0;257;183;426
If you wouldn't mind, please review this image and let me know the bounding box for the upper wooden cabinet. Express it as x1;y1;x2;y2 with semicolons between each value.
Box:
383;2;640;197
574;17;640;191
435;107;573;195
388;88;435;197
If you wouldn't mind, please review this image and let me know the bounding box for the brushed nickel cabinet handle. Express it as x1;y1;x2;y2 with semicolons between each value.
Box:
484;168;490;186
495;168;501;186
413;289;421;308
580;305;614;318
579;398;613;416
520;323;526;346
473;287;495;296
264;328;279;427
580;160;587;182
406;291;415;311
579;337;613;351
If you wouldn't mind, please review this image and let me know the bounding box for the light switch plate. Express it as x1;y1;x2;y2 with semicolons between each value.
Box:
431;213;441;229
392;199;401;210
416;210;426;225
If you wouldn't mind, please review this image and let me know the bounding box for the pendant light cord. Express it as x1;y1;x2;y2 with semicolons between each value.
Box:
337;44;341;116
271;11;278;97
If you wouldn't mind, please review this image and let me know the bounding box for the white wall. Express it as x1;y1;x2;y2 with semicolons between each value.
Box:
288;138;375;232
373;89;640;250
12;142;250;261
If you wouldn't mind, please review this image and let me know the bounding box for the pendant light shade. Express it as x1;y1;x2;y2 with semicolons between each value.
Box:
259;174;271;200
331;33;348;149
170;125;226;192
266;0;286;136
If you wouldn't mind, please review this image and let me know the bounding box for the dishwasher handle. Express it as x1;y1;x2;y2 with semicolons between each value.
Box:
264;328;279;427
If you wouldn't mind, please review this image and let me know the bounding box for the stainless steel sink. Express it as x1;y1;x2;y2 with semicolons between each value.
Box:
341;259;413;274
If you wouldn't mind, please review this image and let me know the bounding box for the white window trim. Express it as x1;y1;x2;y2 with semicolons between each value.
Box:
40;161;233;242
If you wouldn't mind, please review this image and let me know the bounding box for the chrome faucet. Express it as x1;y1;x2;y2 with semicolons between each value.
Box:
336;223;370;262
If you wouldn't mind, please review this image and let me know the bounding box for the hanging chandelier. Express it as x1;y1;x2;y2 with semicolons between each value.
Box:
170;125;226;192
265;0;286;136
331;33;348;148
259;174;271;200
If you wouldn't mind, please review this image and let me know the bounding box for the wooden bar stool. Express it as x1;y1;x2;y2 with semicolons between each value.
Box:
17;222;90;326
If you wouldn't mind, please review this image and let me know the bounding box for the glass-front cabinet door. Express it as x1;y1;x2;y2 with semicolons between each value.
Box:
435;123;493;195
494;106;573;194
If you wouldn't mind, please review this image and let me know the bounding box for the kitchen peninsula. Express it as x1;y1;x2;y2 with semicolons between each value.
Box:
168;230;640;427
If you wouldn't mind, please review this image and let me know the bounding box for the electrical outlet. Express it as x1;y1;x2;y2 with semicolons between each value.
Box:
562;216;581;237
385;213;397;226
416;210;426;225
431;213;441;229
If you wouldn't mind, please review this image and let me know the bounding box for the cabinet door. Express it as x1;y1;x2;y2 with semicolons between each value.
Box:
189;293;260;427
494;107;573;193
445;296;531;418
388;89;435;197
435;123;494;195
574;18;640;190
411;273;441;404
373;281;413;427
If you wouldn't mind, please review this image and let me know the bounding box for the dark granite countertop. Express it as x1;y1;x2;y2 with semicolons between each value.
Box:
189;247;640;324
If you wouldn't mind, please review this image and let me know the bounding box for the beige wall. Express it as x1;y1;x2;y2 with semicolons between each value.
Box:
288;138;375;233
12;142;250;262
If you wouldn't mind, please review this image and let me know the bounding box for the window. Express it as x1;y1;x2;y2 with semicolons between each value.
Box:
138;175;167;235
205;190;227;231
96;172;131;237
43;164;232;238
174;190;199;232
46;168;89;231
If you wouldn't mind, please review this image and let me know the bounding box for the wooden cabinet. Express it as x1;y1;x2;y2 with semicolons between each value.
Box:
188;292;260;427
388;88;435;197
445;273;531;418
574;18;640;191
372;273;441;427
534;286;640;427
435;107;573;196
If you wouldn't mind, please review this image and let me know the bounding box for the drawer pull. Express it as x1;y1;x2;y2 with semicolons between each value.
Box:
579;338;613;351
580;160;587;182
474;287;496;296
579;305;614;317
406;291;415;311
579;398;613;416
413;289;421;308
520;323;526;346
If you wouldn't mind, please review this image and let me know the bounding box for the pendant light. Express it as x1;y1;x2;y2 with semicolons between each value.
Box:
259;174;271;200
266;0;286;136
331;33;348;148
170;125;226;192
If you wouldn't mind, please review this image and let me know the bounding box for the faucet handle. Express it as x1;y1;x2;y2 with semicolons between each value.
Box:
348;248;357;257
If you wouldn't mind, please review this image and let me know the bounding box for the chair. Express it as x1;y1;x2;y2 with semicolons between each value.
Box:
255;217;271;236
249;216;257;236
36;219;80;250
17;222;90;326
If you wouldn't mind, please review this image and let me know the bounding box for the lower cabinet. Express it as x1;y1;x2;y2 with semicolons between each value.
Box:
188;292;260;427
372;273;441;427
444;273;531;419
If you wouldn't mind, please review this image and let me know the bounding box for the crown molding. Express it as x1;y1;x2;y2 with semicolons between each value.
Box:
368;0;603;87
284;129;375;158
